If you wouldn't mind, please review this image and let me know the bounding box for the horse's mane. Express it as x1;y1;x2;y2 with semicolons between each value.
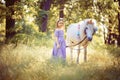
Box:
83;19;97;26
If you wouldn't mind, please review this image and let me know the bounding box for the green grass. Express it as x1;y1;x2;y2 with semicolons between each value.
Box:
0;36;120;80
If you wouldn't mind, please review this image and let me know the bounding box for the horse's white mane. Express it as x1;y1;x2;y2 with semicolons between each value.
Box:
82;19;97;26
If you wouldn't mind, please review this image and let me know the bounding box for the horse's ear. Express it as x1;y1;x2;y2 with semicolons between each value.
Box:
84;27;88;34
94;27;98;32
87;21;89;24
87;19;93;24
89;19;93;24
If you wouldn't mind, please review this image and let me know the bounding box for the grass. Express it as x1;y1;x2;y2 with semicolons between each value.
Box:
0;36;120;80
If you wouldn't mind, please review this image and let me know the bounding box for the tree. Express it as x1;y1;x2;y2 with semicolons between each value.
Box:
39;0;52;32
5;0;20;43
93;0;119;46
59;0;64;18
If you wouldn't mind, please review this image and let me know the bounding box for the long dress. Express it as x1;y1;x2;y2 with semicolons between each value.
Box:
52;29;66;60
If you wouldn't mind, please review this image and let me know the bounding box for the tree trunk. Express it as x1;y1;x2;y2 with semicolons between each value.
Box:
5;0;16;43
117;13;120;46
117;1;120;46
107;33;112;44
40;0;52;32
106;18;112;45
59;0;64;18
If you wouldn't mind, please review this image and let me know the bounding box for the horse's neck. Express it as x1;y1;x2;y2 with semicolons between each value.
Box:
75;23;86;42
78;22;86;36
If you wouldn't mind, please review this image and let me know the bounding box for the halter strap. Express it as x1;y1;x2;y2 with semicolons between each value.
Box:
66;32;95;48
66;35;87;47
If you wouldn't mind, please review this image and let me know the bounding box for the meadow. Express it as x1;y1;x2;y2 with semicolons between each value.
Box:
0;36;120;80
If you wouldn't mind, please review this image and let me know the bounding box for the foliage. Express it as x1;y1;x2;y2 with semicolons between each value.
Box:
0;3;6;23
95;0;118;28
48;0;117;29
0;0;120;46
7;0;43;44
0;2;5;42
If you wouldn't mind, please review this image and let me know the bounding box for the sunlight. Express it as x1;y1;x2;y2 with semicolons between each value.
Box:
24;5;27;9
1;0;5;4
0;37;120;80
26;15;34;23
0;0;120;80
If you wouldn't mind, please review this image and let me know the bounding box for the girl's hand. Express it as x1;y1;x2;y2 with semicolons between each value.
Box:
57;44;60;49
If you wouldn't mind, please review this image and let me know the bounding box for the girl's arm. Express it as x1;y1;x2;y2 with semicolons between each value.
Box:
55;36;60;48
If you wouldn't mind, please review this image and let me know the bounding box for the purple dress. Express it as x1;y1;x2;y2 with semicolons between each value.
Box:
52;29;66;60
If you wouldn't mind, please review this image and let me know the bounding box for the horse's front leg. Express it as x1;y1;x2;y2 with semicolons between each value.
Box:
84;46;87;62
70;47;73;63
77;45;80;64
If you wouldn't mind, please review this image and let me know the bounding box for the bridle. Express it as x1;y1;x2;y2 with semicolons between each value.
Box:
66;25;95;48
66;35;87;48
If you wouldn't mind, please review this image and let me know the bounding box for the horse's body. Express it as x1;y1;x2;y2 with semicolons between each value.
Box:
66;19;97;63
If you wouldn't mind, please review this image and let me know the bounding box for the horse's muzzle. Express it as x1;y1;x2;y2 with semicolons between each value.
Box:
87;37;92;41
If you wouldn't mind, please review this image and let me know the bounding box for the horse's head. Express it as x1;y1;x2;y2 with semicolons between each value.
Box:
85;19;97;41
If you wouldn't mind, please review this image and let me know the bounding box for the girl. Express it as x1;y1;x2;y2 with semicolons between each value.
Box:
52;18;66;61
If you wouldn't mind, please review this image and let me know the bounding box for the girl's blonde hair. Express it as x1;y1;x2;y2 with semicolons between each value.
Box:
56;18;64;28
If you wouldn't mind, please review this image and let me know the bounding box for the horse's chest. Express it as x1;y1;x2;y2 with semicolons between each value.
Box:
80;38;88;46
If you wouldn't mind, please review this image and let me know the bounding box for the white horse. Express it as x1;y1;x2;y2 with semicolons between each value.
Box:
66;19;97;63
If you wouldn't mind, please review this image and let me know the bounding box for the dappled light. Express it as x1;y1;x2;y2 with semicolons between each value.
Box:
0;0;120;80
0;36;120;80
